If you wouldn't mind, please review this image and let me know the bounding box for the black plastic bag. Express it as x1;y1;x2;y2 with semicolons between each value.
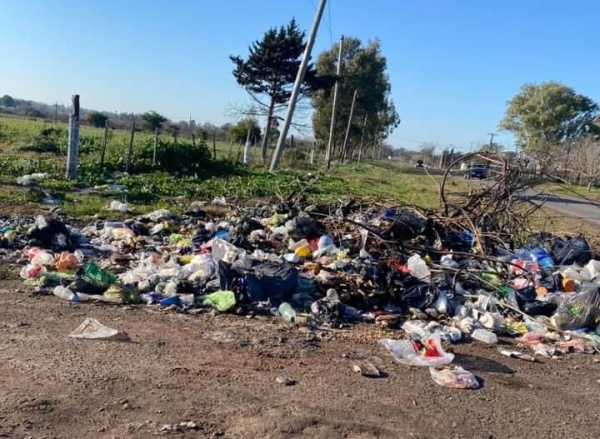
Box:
521;300;557;317
27;215;71;250
290;217;321;240
552;236;593;265
400;283;439;310
220;259;299;306
382;209;426;241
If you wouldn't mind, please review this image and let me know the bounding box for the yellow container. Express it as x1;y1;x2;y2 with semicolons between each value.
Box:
294;246;312;259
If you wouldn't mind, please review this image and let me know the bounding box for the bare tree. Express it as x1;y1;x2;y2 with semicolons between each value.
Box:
569;136;600;191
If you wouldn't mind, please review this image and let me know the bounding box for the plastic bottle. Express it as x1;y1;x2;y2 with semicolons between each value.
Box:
278;302;297;323
53;286;80;302
471;328;498;344
532;248;554;272
407;254;431;283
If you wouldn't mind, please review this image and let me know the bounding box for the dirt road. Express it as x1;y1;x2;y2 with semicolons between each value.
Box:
1;280;599;439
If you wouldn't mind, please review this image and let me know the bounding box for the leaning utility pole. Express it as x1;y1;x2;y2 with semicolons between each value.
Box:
340;88;358;162
269;0;327;172
325;35;344;170
65;95;80;180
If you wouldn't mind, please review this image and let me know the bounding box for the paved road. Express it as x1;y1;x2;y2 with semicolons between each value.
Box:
520;190;600;225
459;175;600;225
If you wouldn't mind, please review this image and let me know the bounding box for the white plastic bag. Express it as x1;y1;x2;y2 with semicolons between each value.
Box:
68;318;124;340
379;334;454;367
429;366;479;389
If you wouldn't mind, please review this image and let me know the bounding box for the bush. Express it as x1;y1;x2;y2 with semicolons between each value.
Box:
18;127;66;154
133;138;212;174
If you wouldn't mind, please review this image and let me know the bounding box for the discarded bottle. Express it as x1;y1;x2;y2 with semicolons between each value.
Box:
278;302;297;324
53;286;80;302
471;328;498;344
407;254;431;283
532;248;554;272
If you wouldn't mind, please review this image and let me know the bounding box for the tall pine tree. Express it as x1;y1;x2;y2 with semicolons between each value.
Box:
230;19;323;163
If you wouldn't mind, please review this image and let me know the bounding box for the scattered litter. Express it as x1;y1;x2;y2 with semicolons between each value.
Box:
429;366;480;390
379;334;454;367
17;173;48;186
499;349;536;362
68;318;127;340
352;362;381;378
275;376;296;386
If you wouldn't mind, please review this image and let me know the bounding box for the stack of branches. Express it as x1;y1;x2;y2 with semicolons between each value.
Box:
438;153;545;256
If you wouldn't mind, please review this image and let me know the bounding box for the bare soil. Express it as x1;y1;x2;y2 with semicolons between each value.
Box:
1;277;599;439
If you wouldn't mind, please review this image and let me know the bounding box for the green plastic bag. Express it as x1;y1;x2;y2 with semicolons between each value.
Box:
197;290;236;312
84;262;116;289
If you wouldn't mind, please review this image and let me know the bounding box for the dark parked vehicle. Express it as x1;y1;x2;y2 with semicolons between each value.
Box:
465;164;488;179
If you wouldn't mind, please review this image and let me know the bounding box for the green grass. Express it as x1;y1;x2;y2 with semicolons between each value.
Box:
0;115;481;217
538;181;600;202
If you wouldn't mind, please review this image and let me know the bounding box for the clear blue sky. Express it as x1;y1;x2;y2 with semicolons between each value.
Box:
1;0;599;152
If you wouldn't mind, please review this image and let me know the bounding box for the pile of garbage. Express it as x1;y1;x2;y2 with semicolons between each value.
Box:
2;198;600;372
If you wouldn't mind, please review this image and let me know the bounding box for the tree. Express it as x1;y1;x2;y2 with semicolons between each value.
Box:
311;38;400;161
478;142;504;154
230;19;323;163
0;95;15;108
499;82;599;156
229;118;261;145
85;111;108;128
141;111;168;132
165;124;180;142
569;136;600;191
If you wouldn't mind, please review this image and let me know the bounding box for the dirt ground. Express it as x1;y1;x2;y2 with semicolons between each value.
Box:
0;276;599;439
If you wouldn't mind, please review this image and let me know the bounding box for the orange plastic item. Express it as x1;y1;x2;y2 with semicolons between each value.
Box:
55;252;79;271
561;278;576;293
535;286;548;297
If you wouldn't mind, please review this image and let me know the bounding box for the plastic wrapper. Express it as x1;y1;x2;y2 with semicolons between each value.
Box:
429;366;479;389
68;318;123;340
552;287;600;330
379;334;454;366
20;264;47;279
197;290;236;312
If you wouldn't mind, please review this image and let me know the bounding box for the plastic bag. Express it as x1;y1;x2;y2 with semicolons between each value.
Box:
400;283;439;310
31;251;55;266
379;334;454;366
197;290;236;312
429;366;479;389
552;236;593;266
210;238;246;264
55;251;84;271
552;286;600;330
83;262;116;289
68;318;123;340
20;264;47;279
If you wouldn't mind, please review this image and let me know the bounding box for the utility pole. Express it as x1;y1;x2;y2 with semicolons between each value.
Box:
487;132;496;148
325;35;344;170
65;95;80;180
99;119;109;174
269;0;327;172
357;115;368;163
54;102;58;124
126;118;135;173
340;89;358;163
153;127;159;166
